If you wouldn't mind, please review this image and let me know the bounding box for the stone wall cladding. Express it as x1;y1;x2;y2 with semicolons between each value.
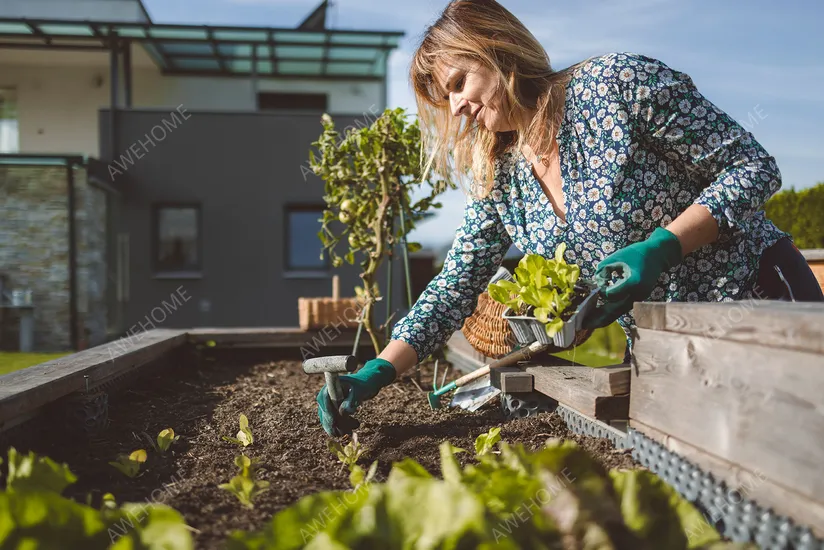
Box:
0;166;71;351
74;168;108;348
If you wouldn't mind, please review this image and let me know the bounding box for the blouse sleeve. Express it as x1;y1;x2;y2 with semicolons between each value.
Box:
601;52;782;237
390;189;513;363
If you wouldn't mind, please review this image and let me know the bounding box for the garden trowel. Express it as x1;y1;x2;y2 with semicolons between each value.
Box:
427;341;548;410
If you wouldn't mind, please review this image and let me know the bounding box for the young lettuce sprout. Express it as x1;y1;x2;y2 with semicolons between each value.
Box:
222;414;254;447
327;433;378;490
474;427;502;457
157;428;180;453
219;453;268;509
109;449;147;478
327;432;364;470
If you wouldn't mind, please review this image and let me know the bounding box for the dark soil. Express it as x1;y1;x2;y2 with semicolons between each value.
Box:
3;349;638;549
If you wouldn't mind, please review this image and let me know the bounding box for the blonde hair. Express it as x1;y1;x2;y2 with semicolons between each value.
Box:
411;0;583;198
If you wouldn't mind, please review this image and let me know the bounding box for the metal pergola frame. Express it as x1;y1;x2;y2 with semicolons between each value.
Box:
0;18;403;81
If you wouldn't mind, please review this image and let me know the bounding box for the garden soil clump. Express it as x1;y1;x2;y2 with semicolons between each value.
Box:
3;350;639;549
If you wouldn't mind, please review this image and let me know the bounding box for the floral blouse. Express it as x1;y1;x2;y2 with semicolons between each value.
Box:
391;52;790;363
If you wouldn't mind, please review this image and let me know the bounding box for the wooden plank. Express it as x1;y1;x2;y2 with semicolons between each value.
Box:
548;364;630;395
801;249;824;262
631;418;824;538
630;327;824;504
632;301;824;355
187;327;373;350
491;367;533;393
524;364;629;421
0;329;187;431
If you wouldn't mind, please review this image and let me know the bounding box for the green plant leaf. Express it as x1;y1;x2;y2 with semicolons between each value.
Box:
108;450;146;478
439;441;465;484
474;427;502;457
6;447;77;495
387;458;433;481
224;414;254;448
349;465;365;489
611;469;722;549
157;428;180;453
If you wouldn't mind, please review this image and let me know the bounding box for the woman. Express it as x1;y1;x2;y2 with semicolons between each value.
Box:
316;0;823;436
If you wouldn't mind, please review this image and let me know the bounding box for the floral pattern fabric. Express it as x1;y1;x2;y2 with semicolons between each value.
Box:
391;52;790;362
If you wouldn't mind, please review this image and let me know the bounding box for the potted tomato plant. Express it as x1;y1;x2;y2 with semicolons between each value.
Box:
487;244;599;348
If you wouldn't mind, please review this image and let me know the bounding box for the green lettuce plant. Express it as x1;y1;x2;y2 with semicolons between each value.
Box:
474;427;502;457
328;433;378;491
227;430;750;550
219;454;269;509
157;428;180;453
0;448;192;549
223;414;254;447
488;243;583;337
109;449;147;478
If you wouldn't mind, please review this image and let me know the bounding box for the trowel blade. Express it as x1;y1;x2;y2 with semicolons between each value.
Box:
449;375;501;412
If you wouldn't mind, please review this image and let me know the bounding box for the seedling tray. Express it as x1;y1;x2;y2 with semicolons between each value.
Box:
502;281;599;349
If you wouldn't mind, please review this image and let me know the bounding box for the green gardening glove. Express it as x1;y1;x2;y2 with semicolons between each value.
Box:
581;227;683;329
316;358;397;437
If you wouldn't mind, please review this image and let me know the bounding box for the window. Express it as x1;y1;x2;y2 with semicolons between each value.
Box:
152;205;201;273
258;92;328;111
285;205;328;272
0;88;19;153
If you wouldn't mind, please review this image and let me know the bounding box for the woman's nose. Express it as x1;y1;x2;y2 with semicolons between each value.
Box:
450;93;468;117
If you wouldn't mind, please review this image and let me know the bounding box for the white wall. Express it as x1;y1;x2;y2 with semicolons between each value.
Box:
0;46;384;157
0;0;150;22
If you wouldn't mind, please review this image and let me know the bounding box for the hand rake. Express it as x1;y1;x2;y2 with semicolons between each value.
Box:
427;340;548;410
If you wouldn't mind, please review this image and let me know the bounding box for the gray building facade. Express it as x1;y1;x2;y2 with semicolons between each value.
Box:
100;108;407;335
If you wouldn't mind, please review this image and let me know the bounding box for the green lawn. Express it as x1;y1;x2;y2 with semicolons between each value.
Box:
0;352;71;376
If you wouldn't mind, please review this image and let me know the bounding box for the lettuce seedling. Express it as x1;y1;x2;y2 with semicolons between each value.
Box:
219;475;270;509
488;243;582;338
223;414;254;447
349;460;378;492
109;449;147;478
157;428;180;453
474;427;502;457
327;432;364;470
219;453;269;509
234;454;261;478
100;492;117;511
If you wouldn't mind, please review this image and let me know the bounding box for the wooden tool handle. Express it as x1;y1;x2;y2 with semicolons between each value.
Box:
453;341;547;388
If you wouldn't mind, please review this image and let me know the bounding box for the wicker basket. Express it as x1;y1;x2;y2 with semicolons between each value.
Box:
462;290;518;358
298;296;365;330
297;275;366;331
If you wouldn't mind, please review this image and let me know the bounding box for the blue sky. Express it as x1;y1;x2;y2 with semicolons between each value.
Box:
144;0;824;248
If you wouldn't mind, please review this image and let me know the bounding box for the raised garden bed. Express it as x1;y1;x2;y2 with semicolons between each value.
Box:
2;347;639;548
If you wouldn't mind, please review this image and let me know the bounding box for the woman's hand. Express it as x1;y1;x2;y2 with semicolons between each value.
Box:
316;358;397;437
581;227;683;329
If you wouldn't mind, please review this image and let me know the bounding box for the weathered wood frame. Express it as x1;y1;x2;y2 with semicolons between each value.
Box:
0;327;372;433
630;300;824;537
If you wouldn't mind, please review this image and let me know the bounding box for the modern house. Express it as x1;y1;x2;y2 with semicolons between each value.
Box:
0;0;416;352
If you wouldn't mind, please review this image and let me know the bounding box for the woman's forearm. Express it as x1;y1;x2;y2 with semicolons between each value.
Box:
377;339;420;376
665;204;719;257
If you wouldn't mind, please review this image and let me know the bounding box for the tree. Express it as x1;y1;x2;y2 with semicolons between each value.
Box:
308;108;456;355
764;181;824;249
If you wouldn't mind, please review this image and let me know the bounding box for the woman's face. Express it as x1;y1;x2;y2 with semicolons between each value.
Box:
434;59;514;133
